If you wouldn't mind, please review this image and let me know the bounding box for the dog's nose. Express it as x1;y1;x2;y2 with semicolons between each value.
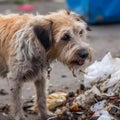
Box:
79;49;89;59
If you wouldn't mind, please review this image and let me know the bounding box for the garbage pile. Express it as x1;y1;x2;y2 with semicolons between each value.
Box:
21;52;120;120
84;52;120;92
45;52;120;120
22;53;120;120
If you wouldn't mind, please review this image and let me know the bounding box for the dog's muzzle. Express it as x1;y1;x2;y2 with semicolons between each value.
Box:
70;48;91;66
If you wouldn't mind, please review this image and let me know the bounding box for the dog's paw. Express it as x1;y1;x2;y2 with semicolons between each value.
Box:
26;106;38;114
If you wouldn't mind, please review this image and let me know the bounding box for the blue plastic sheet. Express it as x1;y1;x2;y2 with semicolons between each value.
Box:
66;0;120;24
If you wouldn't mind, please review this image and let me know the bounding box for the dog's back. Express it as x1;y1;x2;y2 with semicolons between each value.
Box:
0;14;32;77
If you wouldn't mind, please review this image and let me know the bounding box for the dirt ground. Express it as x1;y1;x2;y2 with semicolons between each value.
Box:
0;0;120;120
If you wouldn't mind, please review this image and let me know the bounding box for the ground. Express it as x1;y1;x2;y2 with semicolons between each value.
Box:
0;0;120;120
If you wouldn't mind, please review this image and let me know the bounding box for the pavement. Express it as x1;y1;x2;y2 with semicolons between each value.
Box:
0;1;120;119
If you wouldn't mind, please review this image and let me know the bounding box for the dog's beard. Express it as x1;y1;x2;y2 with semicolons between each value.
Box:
68;59;90;78
71;53;92;78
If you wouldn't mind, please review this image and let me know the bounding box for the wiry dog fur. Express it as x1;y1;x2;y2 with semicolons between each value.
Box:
0;10;92;120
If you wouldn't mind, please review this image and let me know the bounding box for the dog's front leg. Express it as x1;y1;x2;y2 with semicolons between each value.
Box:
34;74;47;120
7;72;25;120
10;80;25;120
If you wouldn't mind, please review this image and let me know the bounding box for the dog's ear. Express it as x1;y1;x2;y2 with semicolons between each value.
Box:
33;21;53;51
70;13;92;31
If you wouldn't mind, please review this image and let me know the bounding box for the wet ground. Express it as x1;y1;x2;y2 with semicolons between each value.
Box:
0;0;120;120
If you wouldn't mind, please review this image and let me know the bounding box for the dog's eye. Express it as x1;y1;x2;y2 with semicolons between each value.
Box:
79;30;83;35
62;33;71;41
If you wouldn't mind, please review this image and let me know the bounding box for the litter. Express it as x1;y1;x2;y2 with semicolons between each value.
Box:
97;115;111;120
84;52;120;89
0;89;8;96
84;52;120;96
90;100;106;112
47;92;67;110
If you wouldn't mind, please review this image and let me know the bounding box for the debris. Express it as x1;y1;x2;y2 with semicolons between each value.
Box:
83;52;120;95
80;84;85;91
70;104;79;111
75;112;84;115
0;89;8;96
100;70;120;94
64;86;69;90
47;92;67;110
97;115;111;120
72;86;101;108
68;92;75;97
84;52;120;89
92;110;110;118
80;52;120;120
2;89;119;120
0;104;10;114
90;100;106;112
109;107;118;115
61;75;67;78
55;107;67;115
47;53;120;120
89;116;99;120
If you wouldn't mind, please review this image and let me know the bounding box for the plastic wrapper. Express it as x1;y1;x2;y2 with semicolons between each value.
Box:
47;92;67;110
84;52;120;96
84;52;120;88
90;100;106;112
97;115;111;120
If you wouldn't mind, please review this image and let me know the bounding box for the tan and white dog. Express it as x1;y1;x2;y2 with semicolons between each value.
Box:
0;10;92;120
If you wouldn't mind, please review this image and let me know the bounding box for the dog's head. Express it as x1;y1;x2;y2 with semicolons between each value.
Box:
33;10;93;70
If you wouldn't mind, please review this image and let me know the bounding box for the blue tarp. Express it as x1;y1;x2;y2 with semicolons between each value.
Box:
66;0;120;24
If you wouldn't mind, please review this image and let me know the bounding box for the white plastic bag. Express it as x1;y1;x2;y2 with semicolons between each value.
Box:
84;52;120;89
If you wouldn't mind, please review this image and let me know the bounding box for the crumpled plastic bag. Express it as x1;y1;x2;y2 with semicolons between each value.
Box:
98;115;111;120
100;70;120;93
90;100;106;112
84;52;120;95
90;100;112;120
93;110;110;118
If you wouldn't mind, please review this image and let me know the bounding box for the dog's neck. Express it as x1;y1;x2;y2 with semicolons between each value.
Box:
46;49;57;64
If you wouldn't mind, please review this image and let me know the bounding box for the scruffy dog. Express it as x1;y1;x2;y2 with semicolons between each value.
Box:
0;10;92;120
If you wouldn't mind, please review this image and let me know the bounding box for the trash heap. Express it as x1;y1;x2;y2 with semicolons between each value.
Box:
45;52;120;120
1;52;119;120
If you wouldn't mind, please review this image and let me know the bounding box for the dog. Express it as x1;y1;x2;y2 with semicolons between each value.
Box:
0;10;92;120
